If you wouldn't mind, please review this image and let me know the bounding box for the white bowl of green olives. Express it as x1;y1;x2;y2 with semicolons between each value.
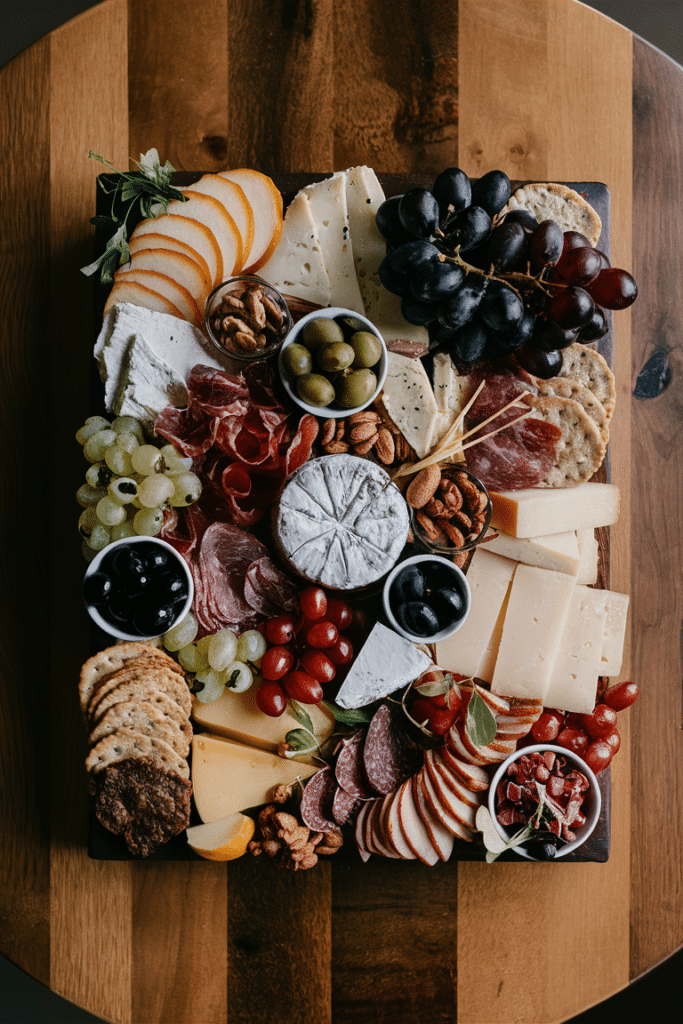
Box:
278;308;388;418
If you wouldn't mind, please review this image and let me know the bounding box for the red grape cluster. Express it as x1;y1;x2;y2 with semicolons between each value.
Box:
529;681;639;774
255;586;354;717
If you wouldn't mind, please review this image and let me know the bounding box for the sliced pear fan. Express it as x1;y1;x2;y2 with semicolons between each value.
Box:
109;268;201;325
116;248;210;313
183;174;255;272
127;232;212;292
103;279;184;321
218;168;283;272
130;213;221;287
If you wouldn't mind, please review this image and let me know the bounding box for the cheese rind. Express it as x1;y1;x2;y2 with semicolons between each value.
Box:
191;733;316;823
491;565;576;701
489;483;620;538
543;586;607;713
335;623;432;709
482;528;580;576
381;352;440;458
435;550;517;679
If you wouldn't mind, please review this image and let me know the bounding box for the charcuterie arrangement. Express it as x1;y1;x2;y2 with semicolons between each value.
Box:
76;151;638;864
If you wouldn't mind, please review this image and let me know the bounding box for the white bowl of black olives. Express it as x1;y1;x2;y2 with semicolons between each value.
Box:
382;554;471;643
278;307;387;417
83;536;194;641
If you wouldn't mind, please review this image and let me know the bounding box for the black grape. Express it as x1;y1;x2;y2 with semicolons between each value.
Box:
388;240;440;276
432;167;472;218
503;209;538;233
586;268;637;310
479;279;524;332
546;286;595;329
579;306;609;341
438;277;488;330
409;260;464;304
443;205;491;251
529;219;564;271
470;170;511;217
554;246;602;287
531;316;579;352
398;188;440;238
378;254;409;296
515;342;563;379
376;195;414;247
448;318;490;364
487;308;536;356
401;295;440;326
488;221;528;272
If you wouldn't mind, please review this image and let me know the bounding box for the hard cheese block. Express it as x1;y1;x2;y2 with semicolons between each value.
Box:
258;190;331;306
543;586;608;713
576;528;599;585
191;686;335;753
191;733;317;823
482;528;581;576
435;549;517;679
599;589;630;676
489;482;620;538
335;622;432;709
301;172;365;313
381;352;440;459
491;564;576;701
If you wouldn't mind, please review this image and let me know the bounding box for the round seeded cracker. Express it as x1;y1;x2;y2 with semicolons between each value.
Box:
558;342;616;421
537;377;609;445
79;642;183;717
497;182;602;245
85;729;190;779
87;663;192;724
526;394;607;487
89;699;192;758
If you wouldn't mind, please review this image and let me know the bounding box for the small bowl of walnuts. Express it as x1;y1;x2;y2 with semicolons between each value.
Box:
407;464;492;556
205;275;293;362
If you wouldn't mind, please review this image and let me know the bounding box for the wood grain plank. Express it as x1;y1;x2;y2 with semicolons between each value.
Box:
0;37;52;988
333;0;458;174
227;856;332;1024
128;0;229;171
457;3;633;1022
630;35;683;982
47;4;133;1022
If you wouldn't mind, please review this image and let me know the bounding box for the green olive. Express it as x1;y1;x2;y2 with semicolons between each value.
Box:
296;373;335;408
350;331;382;368
336;315;367;336
335;369;378;409
317;342;355;373
302;318;344;351
282;343;313;376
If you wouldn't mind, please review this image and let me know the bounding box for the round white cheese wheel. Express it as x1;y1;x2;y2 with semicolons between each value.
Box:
274;455;409;590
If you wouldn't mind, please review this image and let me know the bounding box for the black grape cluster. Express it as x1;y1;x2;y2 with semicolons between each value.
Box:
376;168;638;379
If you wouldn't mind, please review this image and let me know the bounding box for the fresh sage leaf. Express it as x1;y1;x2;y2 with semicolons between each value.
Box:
321;700;371;726
285;728;317;752
287;700;315;735
465;686;496;748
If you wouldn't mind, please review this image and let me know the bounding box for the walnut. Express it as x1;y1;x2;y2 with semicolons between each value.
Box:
247;804;339;871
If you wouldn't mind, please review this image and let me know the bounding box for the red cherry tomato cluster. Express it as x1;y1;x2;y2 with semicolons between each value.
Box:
255;586;354;717
408;669;465;736
530;681;639;774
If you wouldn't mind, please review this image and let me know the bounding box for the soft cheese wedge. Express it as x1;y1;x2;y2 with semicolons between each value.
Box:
218;169;283;272
186;812;255;861
106;268;201;326
116;248;210;314
258;190;332;307
183;174;254;271
130;214;221;286
381;352;441;459
128;232;212;292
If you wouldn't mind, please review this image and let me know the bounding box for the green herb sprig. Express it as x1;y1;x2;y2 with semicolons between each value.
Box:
80;148;187;285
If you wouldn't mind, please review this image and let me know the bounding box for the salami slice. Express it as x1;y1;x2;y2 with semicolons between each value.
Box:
363;705;424;796
300;766;338;833
332;785;362;827
335;731;378;800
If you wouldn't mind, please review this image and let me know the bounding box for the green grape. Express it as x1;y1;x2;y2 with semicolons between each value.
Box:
168;472;202;507
112;416;144;441
133;507;164;536
207;629;238;671
111;521;136;542
163;612;198;652
222;661;253;693
194;668;226;704
131;444;164;475
76;483;106;508
104;445;132;476
114;431;141;454
85;463;112;489
130;496;144;509
137;474;175;508
108;477;138;505
96;495;127;527
178;642;208;673
76;417;110;444
78;507;98;537
85;523;111;550
235;629;267;663
83;429;118;463
160;444;192;473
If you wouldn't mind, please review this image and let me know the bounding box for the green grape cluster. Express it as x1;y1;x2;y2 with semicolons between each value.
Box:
162;614;267;703
75;414;202;560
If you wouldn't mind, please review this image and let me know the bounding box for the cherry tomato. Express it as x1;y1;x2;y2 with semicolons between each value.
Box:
327;635;353;666
545;708;566;722
265;613;297;646
564;712;585;729
584;739;613;774
306;620;338;649
409;698;457;736
256;680;287;717
281;669;324;705
299;648;336;683
326;596;353;631
604;728;621;755
556;727;589;756
531;711;562;743
582;703;618;739
260;645;295;681
603;681;640;711
299;586;328;621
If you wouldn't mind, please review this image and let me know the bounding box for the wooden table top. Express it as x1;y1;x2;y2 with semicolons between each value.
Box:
1;1;681;1021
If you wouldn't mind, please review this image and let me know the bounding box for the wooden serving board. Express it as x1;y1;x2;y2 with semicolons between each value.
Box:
87;173;613;863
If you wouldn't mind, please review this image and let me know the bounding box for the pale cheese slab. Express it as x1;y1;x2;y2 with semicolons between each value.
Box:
543;585;608;714
576;528;599;585
482;528;581;576
598;589;630;676
258;190;332;306
489;482;620;538
301;172;365;314
381;352;440;459
491;565;576;701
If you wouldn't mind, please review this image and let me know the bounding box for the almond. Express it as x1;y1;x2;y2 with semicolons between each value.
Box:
437;519;466;547
416;511;446;544
324;440;349;454
320;418;336;446
348;410;380;425
335;420;346;442
374;427;395;465
349;421;379;443
353;434;378;455
406;464;441;509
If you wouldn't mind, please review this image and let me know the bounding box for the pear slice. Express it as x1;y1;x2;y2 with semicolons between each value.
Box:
131;214;221;286
116;248;209;314
108;268;200;325
396;778;439;866
184;174;254;271
128;232;212;292
103;279;184;321
167;192;242;283
218;169;283;272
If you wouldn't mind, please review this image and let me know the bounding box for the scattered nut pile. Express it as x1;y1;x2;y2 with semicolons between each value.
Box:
407;465;490;550
248;803;344;870
320;410;416;465
209;282;287;354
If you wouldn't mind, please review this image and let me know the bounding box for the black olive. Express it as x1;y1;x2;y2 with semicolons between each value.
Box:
134;603;175;636
109;545;146;581
83;571;112;607
396;601;440;637
431;586;465;624
532;841;558;861
391;565;427;604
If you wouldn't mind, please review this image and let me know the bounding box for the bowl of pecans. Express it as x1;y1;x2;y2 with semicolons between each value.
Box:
407;465;492;556
205;275;293;362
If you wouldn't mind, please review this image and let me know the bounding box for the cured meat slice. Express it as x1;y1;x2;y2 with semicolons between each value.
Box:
300;766;338;833
332;785;362;827
363;704;424;796
335;731;377;801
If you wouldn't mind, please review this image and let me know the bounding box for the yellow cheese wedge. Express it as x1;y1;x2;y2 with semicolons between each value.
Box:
191;685;335;753
191;733;317;823
186;812;255;861
489;483;620;538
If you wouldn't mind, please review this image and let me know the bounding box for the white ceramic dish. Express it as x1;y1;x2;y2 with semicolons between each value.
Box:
278;306;388;418
382;553;471;643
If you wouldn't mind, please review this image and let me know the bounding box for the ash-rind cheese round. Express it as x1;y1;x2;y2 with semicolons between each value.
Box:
273;455;409;590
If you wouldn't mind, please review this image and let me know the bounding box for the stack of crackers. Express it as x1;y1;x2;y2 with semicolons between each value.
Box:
79;642;193;856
